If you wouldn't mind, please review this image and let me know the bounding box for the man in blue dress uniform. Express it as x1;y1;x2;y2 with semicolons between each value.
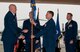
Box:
1;4;22;52
31;11;57;52
22;11;40;52
64;13;78;52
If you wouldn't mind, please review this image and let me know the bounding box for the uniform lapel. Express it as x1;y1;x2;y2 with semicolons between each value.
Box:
66;20;72;29
43;18;52;27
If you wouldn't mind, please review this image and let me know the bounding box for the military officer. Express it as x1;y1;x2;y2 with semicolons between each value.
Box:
31;11;57;52
64;13;78;52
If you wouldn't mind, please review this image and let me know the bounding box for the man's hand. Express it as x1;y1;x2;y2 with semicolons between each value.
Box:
22;29;28;33
30;19;36;26
18;35;25;39
31;35;35;39
35;47;40;52
23;39;26;44
70;40;73;44
35;40;39;44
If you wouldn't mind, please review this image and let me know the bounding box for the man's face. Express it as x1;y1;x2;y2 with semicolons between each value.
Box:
66;14;72;21
12;6;17;14
10;5;17;14
46;12;52;20
29;12;33;19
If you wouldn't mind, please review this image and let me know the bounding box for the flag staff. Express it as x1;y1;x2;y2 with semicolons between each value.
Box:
31;21;34;52
31;8;34;52
30;0;36;52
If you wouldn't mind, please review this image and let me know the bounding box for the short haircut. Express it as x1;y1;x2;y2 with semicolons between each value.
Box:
67;13;73;17
9;4;16;9
29;11;33;14
47;11;54;17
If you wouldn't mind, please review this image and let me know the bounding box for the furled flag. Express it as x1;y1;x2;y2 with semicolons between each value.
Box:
31;0;37;20
56;9;61;40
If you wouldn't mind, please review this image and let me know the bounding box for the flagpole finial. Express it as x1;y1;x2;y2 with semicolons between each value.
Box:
38;8;39;12
57;9;59;13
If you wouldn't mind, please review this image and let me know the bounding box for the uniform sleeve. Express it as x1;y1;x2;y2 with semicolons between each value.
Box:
7;14;19;35
22;20;29;36
23;20;29;29
17;27;22;34
72;22;78;40
35;23;50;38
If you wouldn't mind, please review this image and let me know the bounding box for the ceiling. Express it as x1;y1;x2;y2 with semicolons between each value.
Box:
0;0;80;5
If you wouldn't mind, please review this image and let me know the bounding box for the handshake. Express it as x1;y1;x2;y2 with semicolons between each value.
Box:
18;29;36;39
22;29;29;33
18;29;28;39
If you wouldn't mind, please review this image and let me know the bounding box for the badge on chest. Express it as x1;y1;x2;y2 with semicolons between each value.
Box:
68;24;72;29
